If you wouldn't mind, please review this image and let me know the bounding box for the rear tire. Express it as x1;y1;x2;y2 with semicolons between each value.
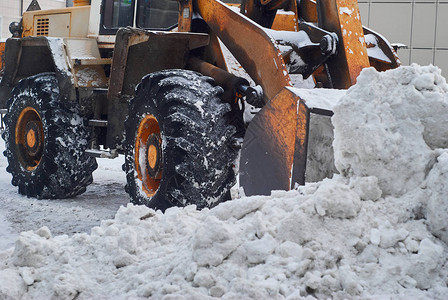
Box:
124;70;238;210
2;73;97;198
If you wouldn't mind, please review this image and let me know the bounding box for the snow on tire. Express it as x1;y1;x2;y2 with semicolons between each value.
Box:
124;69;238;211
2;73;97;198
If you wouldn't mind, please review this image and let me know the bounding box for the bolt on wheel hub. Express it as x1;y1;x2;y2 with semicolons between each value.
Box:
146;134;162;178
24;120;43;156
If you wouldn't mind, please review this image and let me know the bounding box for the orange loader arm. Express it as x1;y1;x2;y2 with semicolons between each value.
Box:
180;0;399;90
180;0;292;102
178;0;399;195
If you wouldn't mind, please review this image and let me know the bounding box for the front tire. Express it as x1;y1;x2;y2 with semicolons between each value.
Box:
124;70;238;211
2;73;97;198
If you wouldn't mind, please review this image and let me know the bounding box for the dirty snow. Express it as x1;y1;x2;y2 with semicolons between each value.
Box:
0;211;16;251
364;34;392;63
1;64;448;299
265;29;314;50
47;38;72;79
289;87;346;112
0;142;128;251
74;67;104;87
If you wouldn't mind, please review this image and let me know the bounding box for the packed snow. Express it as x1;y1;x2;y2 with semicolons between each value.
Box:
0;146;128;251
1;64;448;299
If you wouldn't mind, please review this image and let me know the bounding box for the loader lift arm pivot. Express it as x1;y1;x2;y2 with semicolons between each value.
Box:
186;0;293;102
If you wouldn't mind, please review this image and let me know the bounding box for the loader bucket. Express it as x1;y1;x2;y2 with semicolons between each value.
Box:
237;0;394;197
239;87;346;196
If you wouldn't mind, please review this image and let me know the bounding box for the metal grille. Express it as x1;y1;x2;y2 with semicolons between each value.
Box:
36;18;49;36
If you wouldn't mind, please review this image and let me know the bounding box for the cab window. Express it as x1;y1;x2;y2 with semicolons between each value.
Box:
136;0;178;30
101;0;178;34
102;0;134;33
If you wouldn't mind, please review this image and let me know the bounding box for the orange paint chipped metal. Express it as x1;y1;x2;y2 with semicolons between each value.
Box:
316;0;370;88
336;0;369;84
240;87;305;195
295;100;308;150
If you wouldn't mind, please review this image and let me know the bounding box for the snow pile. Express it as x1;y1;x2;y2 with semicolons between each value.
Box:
1;65;448;299
333;64;448;245
333;64;448;196
1;186;447;299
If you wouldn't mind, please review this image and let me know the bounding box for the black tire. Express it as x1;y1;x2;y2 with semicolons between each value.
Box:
1;73;97;198
124;69;238;211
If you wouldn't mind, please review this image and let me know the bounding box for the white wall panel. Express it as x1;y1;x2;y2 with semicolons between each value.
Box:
411;48;434;65
370;3;413;45
435;50;448;75
397;48;412;65
436;3;448;48
361;0;447;77
411;3;436;48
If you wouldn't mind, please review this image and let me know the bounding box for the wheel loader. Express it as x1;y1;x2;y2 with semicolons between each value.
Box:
0;0;399;210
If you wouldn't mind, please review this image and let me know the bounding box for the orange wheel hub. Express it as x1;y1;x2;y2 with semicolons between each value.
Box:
15;107;44;171
135;114;162;197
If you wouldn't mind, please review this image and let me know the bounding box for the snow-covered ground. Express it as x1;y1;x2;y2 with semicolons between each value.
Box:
1;64;448;299
0;143;129;251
